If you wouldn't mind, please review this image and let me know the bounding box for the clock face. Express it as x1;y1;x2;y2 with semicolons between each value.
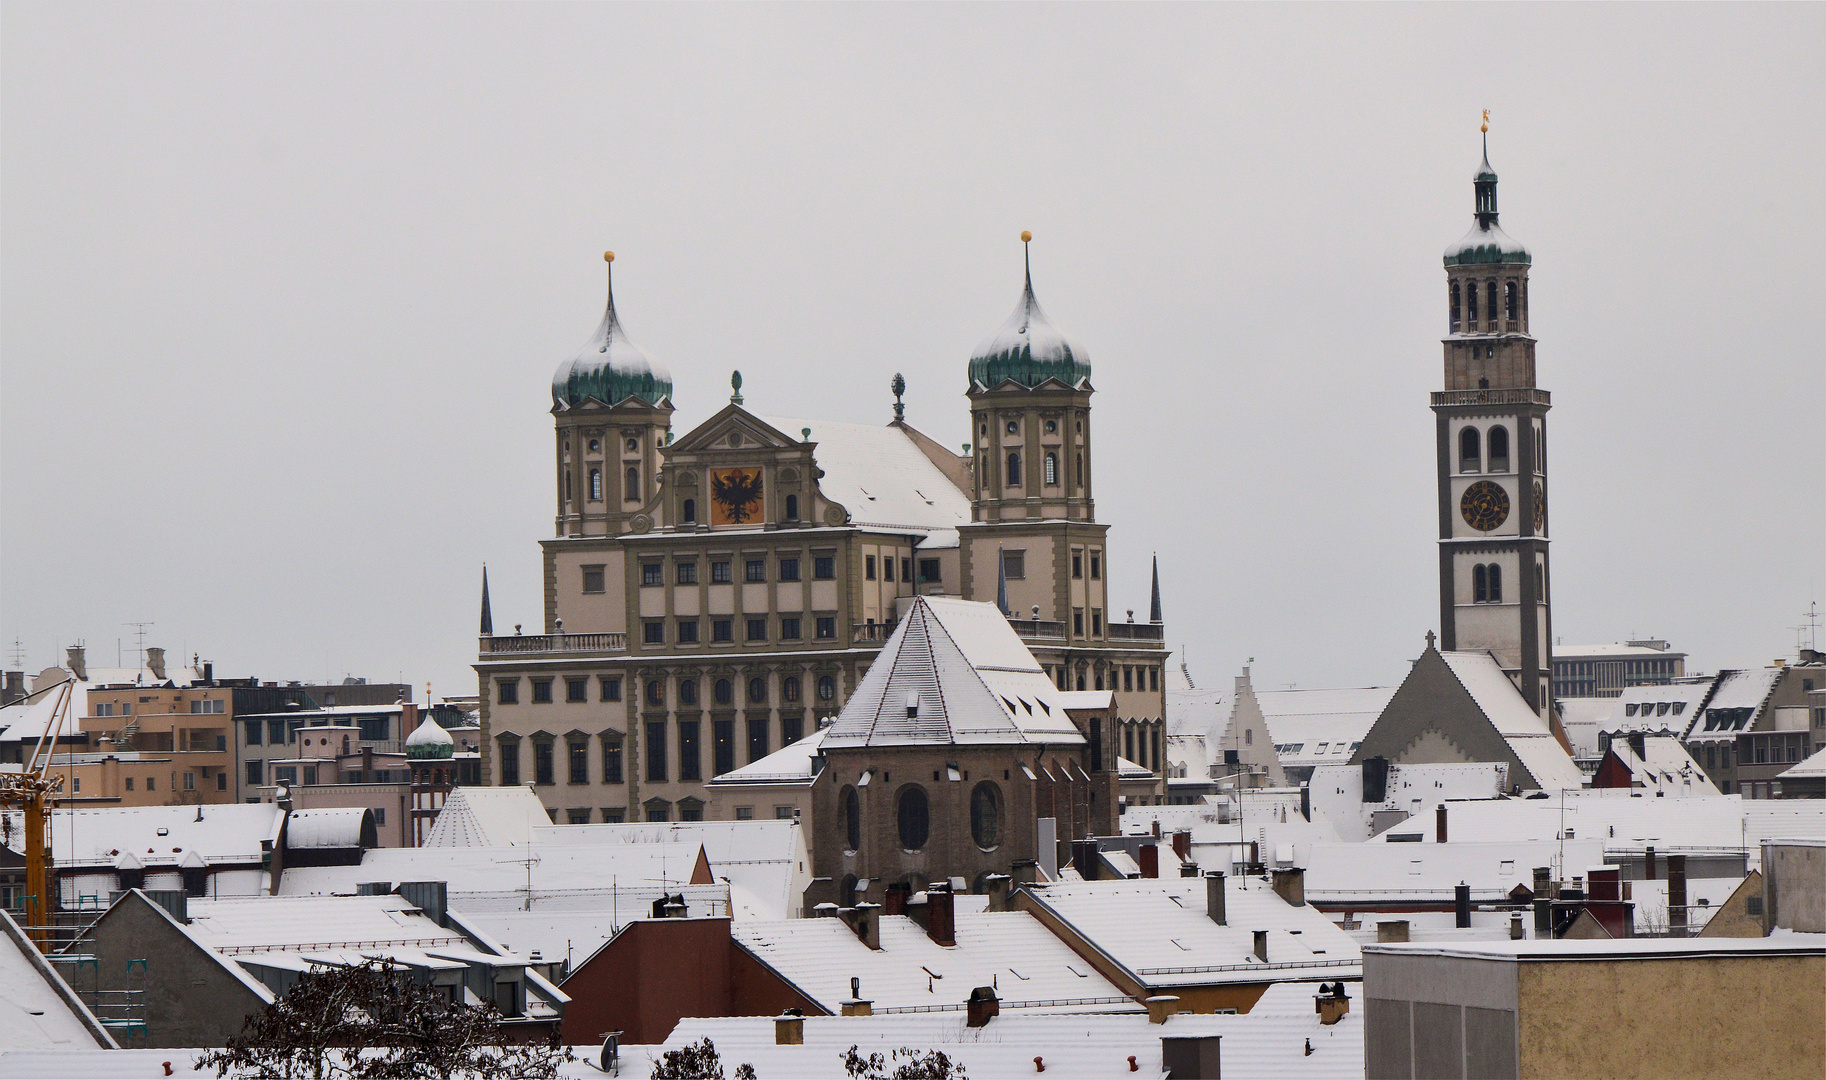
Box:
710;467;764;526
1532;481;1545;532
1460;480;1510;532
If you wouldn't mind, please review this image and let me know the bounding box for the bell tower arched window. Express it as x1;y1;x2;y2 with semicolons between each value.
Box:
1043;452;1058;486
1006;452;1022;487
1473;564;1489;603
1459;427;1481;473
1450;281;1461;332
588;469;601;502
784;493;798;520
1485;281;1498;327
624;466;640;502
1467;280;1478;321
1487;563;1503;603
682;498;696;523
1487;426;1510;472
1504;280;1518;322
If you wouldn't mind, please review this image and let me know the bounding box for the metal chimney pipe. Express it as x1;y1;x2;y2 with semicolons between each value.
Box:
1455;882;1472;929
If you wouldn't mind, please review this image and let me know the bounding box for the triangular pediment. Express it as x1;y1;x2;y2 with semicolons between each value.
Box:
668;404;803;454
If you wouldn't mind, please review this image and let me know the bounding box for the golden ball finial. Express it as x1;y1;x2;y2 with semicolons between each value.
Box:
604;251;615;263
1480;109;1490;134
1020;231;1032;243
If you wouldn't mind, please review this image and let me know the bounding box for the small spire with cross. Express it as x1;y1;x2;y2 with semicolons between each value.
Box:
1426;630;1438;651
891;373;906;421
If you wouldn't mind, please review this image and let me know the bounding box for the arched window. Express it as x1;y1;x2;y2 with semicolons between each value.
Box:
970;782;1002;850
624;466;640;502
1043;453;1058;486
1485;281;1498;326
565;472;572;503
842;786;861;852
897;786;930;850
714;679;733;706
1487;426;1510;472
1467;280;1479;321
784;493;798;520
1487;563;1503;603
588;469;602;502
839;873;859;908
782;677;801;702
1450;281;1461;331
1504;280;1518;322
678;679;698;705
817;675;836;701
747;677;767;704
1473;564;1489;604
1459;427;1481;472
1522;280;1529;325
682;498;696;524
646;681;665;706
1075;453;1083;486
1006;451;1022;487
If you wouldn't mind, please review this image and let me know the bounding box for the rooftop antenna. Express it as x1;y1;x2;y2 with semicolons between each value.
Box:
7;637;25;668
125;622;153;677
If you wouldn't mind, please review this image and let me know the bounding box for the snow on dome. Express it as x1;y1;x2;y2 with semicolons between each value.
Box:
967;270;1091;391
1444;220;1531;267
551;261;673;410
405;712;454;759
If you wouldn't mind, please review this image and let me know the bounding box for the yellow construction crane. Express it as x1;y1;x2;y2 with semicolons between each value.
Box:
0;680;72;948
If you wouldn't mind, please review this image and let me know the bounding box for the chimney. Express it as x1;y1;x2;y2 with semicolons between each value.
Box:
1145;995;1180;1024
146;647;166;679
1140;844;1159;879
1533;867;1553;934
812;903;839;919
1011;860;1039;888
842;979;872;1017
1377;920;1409;943
401;701;419;735
927;885;955;947
1252;930;1269;963
1073;840;1100;881
1589;867;1620;903
1314;982;1350;1026
1455;882;1471;928
397;881;449;927
1205;872;1227;925
774;1011;804;1045
1436;804;1448;843
1152;819;1162;840
839;903;882;950
1171;831;1192;863
1361;755;1388;803
141;889;188;924
1160;1035;1222;1080
1510;912;1525;939
1270;867;1306;907
1668;855;1688;935
1645;846;1657;881
1627;731;1647;759
884;882;909;916
966;986;1000;1028
66;645;87;681
983;874;1011;913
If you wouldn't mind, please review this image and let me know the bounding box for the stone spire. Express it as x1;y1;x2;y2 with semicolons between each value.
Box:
479;566;494;637
996;546;1011;617
1149;554;1163;625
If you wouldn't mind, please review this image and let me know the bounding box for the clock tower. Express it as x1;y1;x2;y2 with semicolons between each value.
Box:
1432;129;1553;716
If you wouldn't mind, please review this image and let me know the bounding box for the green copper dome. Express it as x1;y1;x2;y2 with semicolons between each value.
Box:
1444;145;1531;267
967;252;1091;391
552;257;672;410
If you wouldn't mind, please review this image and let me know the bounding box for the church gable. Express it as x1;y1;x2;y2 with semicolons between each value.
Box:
1350;647;1539;789
667;405;802;454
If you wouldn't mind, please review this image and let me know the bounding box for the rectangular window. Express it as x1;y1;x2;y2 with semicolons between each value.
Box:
780;616;801;640
677;620;699;643
814;556;835;580
359;716;389;742
642;563;664;587
919;559;941;584
245;760;262;787
1090;553;1101;579
1072;550;1083;579
146;776;156;791
600;676;623;702
883;557;895;582
269;719;288;745
775;806;795;820
245;720;262;746
298;767;312;787
567;809;591;825
679;721;701;781
532;679;553;704
714;719;735;776
711;560;733;584
746;559;767;583
816;616;836;639
901;558;912;582
569;742;588;784
779;557;800;581
1073;610;1085;636
746;618;767;642
498;679;520;705
1002;550;1025;579
736;806;754;820
647;722;667;782
534;741;555;785
567;678;589;703
748;717;769;763
1124;667;1134;692
865;555;877;580
582;565;606;593
713;619;733;642
602;738;624;783
1150;667;1159;692
644;621;665;645
676;562;698;585
124;776;134;791
781;714;803;746
1091;609;1103;636
602;807;625;823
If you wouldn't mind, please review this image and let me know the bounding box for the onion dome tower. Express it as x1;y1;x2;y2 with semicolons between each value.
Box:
405;711;454;760
551;253;675;538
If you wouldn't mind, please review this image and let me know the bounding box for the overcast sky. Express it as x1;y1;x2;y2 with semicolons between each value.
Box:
3;4;1821;699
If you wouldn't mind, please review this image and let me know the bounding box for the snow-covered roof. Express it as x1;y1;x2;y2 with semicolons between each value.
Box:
551;271;671;410
1600;736;1720;796
278;842;715;910
1554;642;1686;660
527;819;808;921
1779;743;1826;780
1608;679;1717;734
420;785;552;847
284;807;374;849
2;803;284;870
1366;790;1826;851
0;909;114;1049
1255;686;1395;768
1436;652;1585;791
1686;668;1783;742
708;727;828;785
1366;935;1825;960
456;890;732;967
1018;876;1361;988
1555;698;1615;758
759;416;970;535
1628;874;1746;934
821;597;1084;748
1442;220;1530;266
1303;840;1608;903
1165;688;1226;739
966;269;1092;392
736;911;1136;1014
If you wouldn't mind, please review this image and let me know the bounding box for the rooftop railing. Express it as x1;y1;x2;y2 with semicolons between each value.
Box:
1007;619;1068;641
1107;622;1165;641
1432;388;1551;408
480;633;627;656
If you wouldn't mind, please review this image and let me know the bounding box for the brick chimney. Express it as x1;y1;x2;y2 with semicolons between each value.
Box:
884;881;910;916
1270;867;1306;907
774;1011;804;1045
926;884;955;947
1171;831;1192;863
839;903;881;950
1139;844;1159;879
1073;840;1100;881
1376;920;1409;943
1436;803;1448;843
146;647;166;680
1668;855;1688;934
965;986;1000;1028
1314;982;1350;1026
1252;930;1268;963
401;701;419;735
66;645;87;681
983;874;1011;913
1205;872;1226;925
1146;995;1180;1024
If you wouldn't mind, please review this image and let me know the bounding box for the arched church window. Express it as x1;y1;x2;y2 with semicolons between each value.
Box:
785;494;798;520
1504;280;1518;322
1043;453;1058;486
714;679;733;706
970;782;1002;850
1450;281;1461;331
1006;452;1022;487
682;498;696;523
1467;280;1478;321
646;681;664;706
817;675;836;701
1459;427;1481;473
782;677;800;702
747;677;767;704
1486;281;1498;326
1487;426;1510;472
1473;564;1489;604
1075;453;1083;486
624;466;640;502
1487;564;1503;603
588;469;602;502
897;785;930;850
678;679;698;705
842;786;860;852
